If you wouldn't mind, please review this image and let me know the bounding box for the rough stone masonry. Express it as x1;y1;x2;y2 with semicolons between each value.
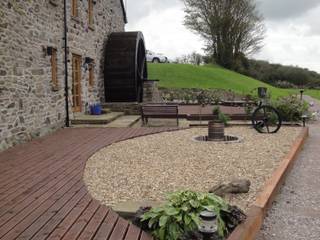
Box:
0;0;126;151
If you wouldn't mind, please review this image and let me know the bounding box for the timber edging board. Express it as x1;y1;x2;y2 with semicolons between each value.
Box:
227;127;309;240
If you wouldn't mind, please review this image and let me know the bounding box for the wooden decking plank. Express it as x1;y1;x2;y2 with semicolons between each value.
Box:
0;173;83;236
0;159;84;215
108;217;129;240
0;128;82;171
45;194;92;240
1;181;83;240
0;155;83;206
117;128;138;140
61;199;101;240
139;231;153;240
124;224;142;240
0;129;101;188
30;190;89;240
14;186;88;240
93;210;119;240
0;127;179;240
0;128;100;174
0;151;49;176
76;206;110;240
0;128;68;163
0;129;106;200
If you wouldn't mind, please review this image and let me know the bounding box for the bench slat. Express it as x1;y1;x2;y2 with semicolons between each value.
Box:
141;105;179;126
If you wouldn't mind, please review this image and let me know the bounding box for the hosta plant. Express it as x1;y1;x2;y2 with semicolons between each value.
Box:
141;191;229;240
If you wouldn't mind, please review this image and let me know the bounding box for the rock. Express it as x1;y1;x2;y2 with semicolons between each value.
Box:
19;116;25;124
0;140;9;152
19;99;23;110
220;205;247;232
7;102;15;108
31;69;44;75
45;117;51;125
209;179;251;196
132;206;152;231
180;231;204;240
112;200;164;220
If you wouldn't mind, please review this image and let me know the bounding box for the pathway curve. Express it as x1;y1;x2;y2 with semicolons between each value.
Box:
257;96;320;240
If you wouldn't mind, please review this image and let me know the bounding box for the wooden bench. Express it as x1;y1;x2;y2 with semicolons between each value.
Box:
141;104;179;126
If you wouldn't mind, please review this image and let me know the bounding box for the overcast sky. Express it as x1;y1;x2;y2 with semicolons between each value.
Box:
125;0;320;73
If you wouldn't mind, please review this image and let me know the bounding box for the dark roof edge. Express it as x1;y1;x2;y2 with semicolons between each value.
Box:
120;0;128;24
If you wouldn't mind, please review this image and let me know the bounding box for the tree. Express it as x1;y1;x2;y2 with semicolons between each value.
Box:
190;51;202;65
182;0;265;69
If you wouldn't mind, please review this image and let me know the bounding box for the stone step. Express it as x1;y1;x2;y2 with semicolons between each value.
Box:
112;200;164;220
102;102;141;115
106;115;141;128
101;108;111;114
71;112;124;125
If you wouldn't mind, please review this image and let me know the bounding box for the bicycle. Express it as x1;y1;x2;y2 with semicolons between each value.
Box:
251;87;282;133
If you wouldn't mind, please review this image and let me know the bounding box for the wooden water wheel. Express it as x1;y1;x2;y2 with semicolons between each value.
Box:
104;32;147;102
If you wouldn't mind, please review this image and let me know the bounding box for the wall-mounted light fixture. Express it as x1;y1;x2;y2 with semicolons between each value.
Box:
83;57;95;71
46;46;54;56
84;57;94;64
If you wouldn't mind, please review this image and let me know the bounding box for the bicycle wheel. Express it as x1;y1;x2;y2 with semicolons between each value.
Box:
251;105;282;133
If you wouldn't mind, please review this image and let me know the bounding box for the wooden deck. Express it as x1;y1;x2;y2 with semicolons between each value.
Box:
0;127;177;240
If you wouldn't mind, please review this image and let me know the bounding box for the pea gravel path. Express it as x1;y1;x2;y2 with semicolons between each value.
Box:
84;127;300;211
257;97;320;240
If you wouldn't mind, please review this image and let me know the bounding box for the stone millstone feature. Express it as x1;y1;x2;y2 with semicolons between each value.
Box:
112;200;164;220
209;179;251;197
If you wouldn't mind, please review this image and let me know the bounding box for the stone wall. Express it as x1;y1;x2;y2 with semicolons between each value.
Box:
0;0;125;151
143;80;163;103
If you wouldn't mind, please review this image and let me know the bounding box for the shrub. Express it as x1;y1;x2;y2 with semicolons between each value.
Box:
218;112;231;126
273;95;309;122
159;88;240;104
141;191;229;240
212;106;231;126
274;80;298;89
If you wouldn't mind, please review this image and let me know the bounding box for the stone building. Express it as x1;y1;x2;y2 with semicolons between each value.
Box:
0;0;127;151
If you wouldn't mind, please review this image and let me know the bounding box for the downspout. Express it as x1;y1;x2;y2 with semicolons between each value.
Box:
63;0;70;127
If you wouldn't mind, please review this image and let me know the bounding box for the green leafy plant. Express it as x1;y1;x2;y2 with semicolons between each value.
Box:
141;191;229;240
213;106;220;115
272;95;309;122
212;107;231;126
218;112;231;126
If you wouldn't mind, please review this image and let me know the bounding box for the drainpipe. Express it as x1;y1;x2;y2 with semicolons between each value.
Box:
63;0;70;127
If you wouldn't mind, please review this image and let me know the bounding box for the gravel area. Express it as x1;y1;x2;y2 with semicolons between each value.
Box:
84;127;301;210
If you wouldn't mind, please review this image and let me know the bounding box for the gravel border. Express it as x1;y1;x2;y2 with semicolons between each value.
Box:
84;127;301;210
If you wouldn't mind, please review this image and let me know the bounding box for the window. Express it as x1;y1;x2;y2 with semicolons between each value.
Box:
51;48;58;90
71;0;78;17
88;61;94;86
88;0;94;26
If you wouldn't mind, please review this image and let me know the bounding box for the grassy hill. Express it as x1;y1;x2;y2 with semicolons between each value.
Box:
148;63;320;100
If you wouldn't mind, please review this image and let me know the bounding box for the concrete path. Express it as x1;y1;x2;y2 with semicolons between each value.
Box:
257;96;320;240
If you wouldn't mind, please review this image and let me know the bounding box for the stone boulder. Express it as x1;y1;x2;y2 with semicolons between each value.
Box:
209;179;251;197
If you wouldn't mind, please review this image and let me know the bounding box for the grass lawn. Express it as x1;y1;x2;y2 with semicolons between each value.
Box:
148;63;320;100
